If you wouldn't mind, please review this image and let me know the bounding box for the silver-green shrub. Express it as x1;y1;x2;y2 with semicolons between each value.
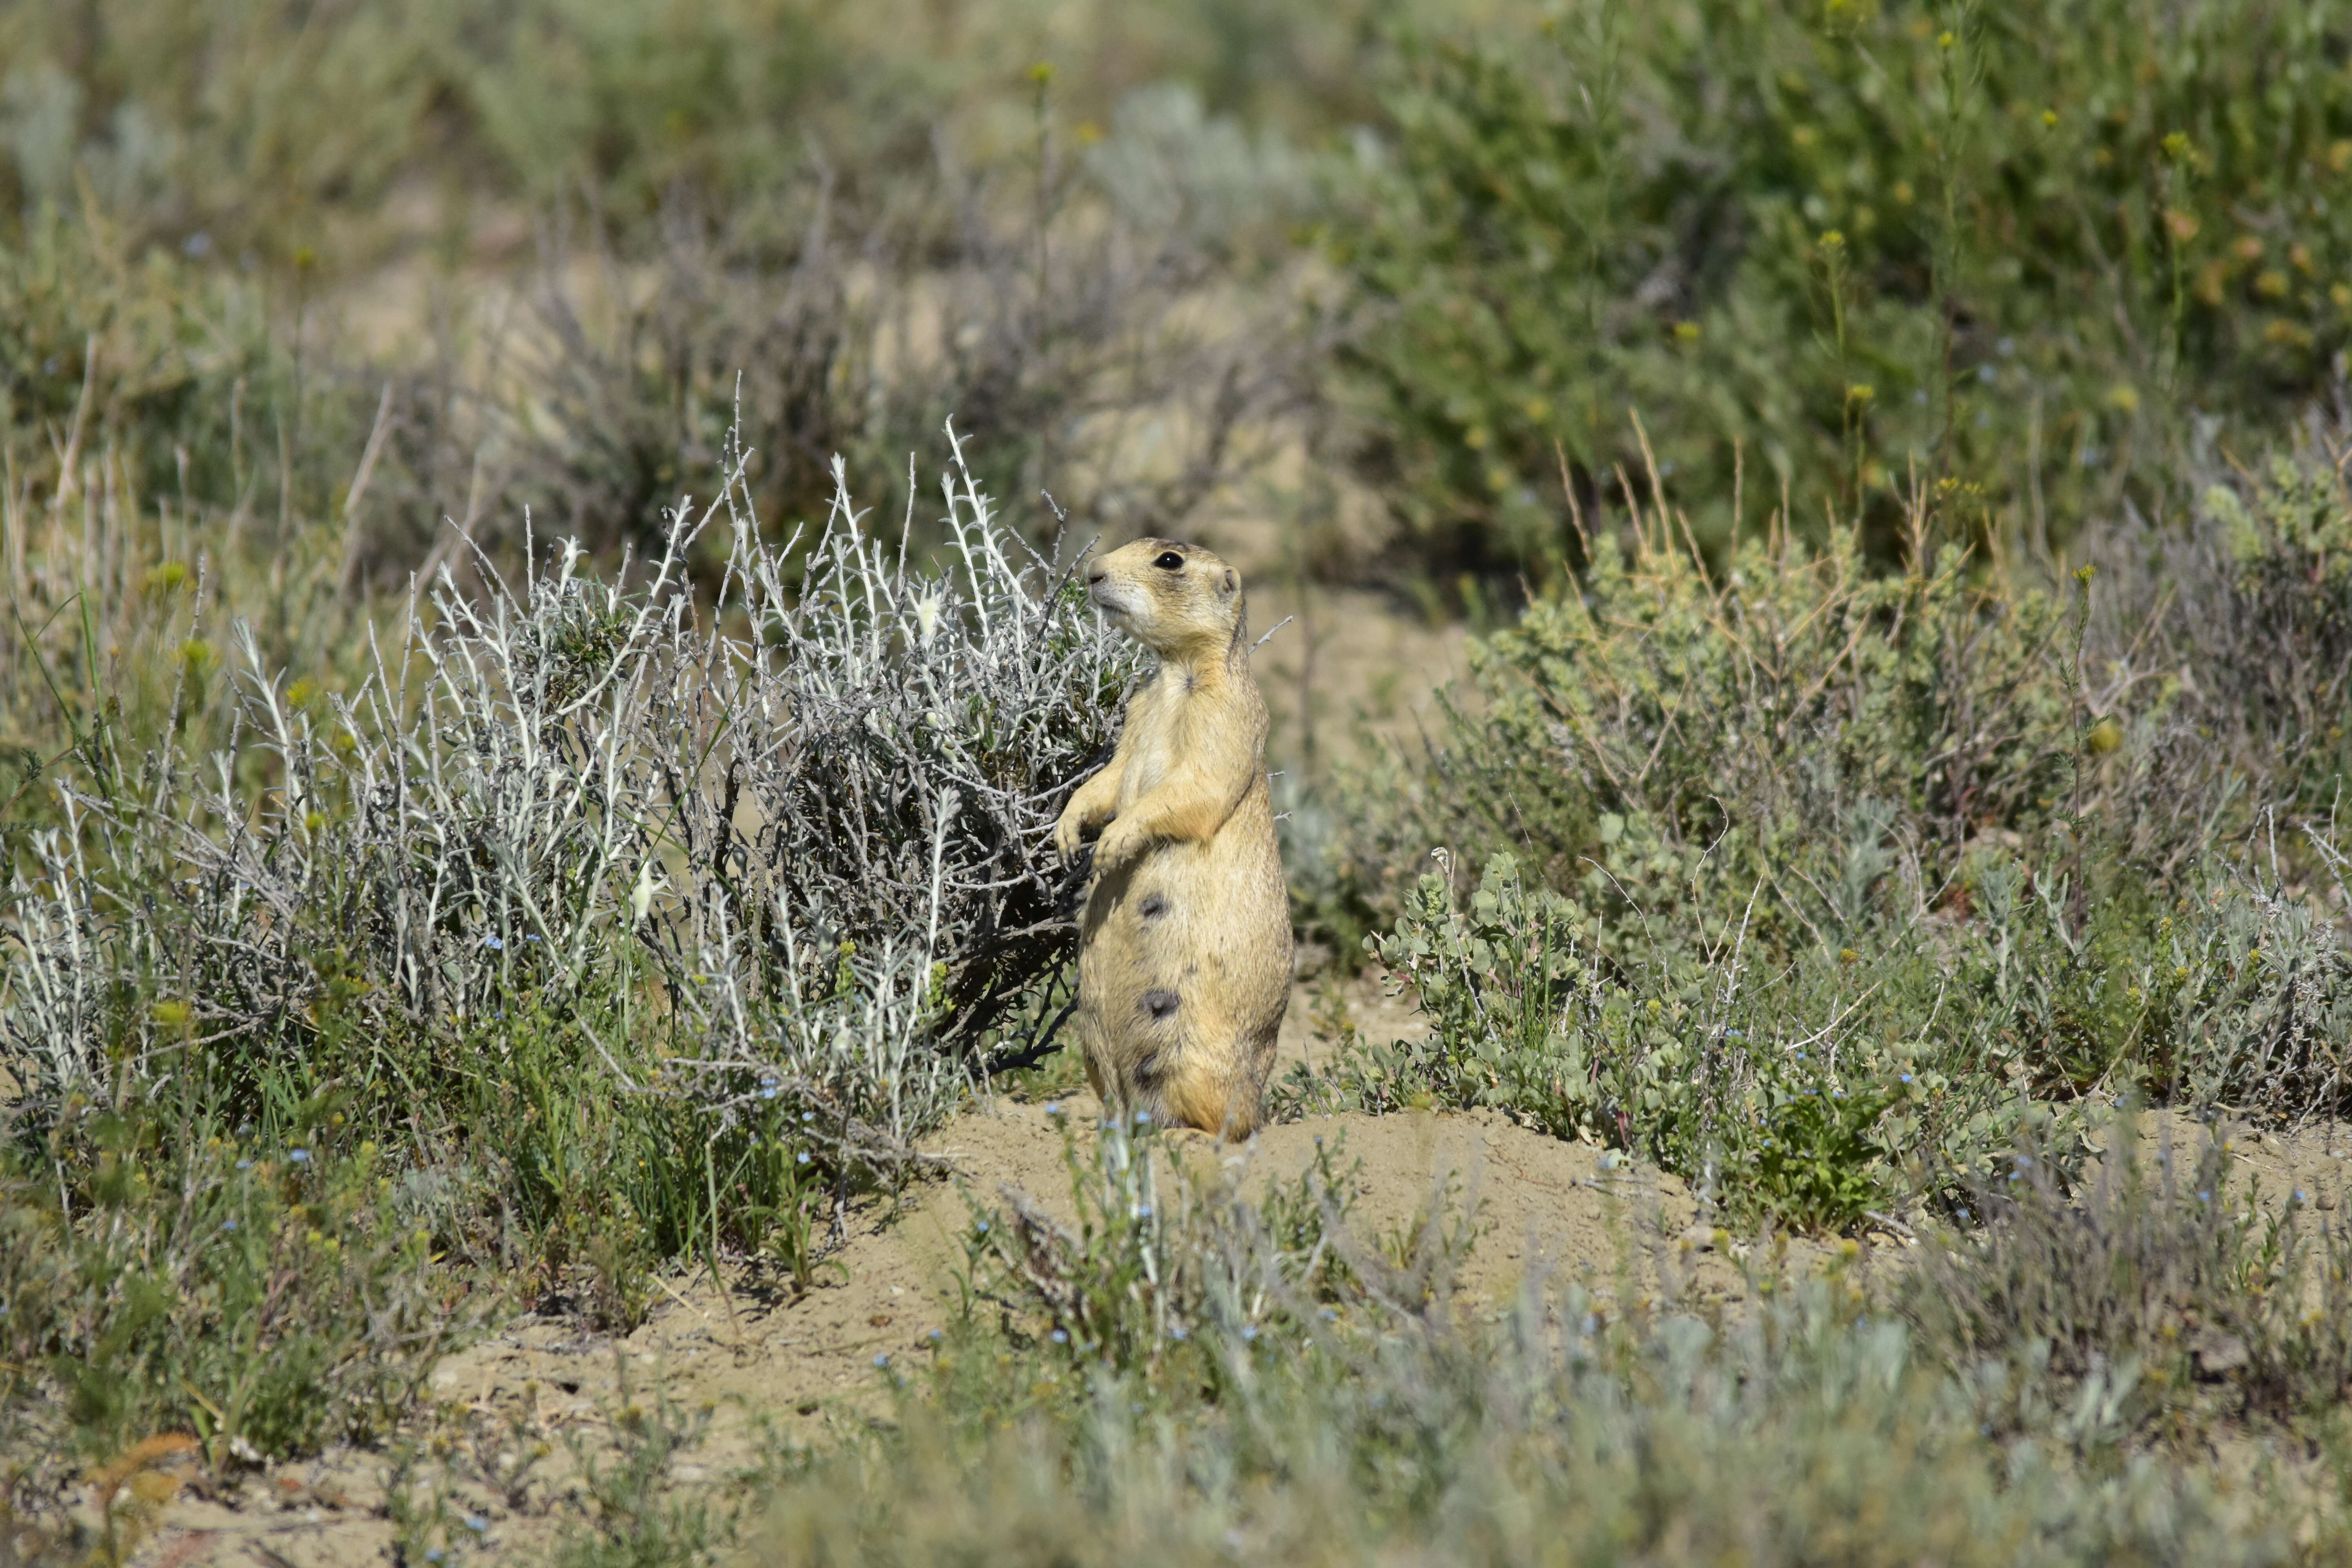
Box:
1307;452;2352;1224
0;430;1140;1159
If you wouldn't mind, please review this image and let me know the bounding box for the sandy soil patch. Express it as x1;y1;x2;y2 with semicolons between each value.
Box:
122;967;2352;1565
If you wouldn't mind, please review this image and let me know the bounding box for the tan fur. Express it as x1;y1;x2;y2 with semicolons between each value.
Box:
1053;538;1292;1138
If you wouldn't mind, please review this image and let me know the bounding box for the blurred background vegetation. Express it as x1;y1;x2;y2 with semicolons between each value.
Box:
9;0;2349;589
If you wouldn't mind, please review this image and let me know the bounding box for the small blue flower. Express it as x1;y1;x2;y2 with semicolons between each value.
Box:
1899;1073;1913;1083
223;1218;239;1232
2199;1190;2212;1203
1170;1325;1189;1341
973;1220;989;1235
802;1112;815;1123
1725;1029;1744;1040
1241;1325;1258;1342
1318;1307;1336;1321
289;1149;310;1164
2295;1189;2308;1203
236;1160;253;1171
796;1151;810;1165
873;1352;890;1368
1051;1329;1069;1344
1133;1110;1153;1125
484;935;504;951
929;1328;944;1342
524;934;540;944
425;1552;445;1565
1044;1103;1061;1116
1132;1205;1152;1220
464;1515;488;1535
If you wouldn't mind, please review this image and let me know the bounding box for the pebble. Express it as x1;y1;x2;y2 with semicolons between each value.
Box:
2191;1328;2250;1377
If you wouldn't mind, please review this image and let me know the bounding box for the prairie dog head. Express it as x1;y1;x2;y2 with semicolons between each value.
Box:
1085;538;1245;660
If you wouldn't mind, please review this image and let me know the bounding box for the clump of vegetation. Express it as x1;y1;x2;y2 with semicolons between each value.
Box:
531;1120;2352;1565
0;432;1138;1537
1910;1116;2352;1436
499;80;1313;564
0;1088;474;1539
1287;441;2352;1227
963;1116;1387;1385
5;428;1132;1170
1332;0;2352;578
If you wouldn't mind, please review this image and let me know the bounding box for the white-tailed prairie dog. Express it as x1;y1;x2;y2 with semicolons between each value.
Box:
1053;538;1292;1138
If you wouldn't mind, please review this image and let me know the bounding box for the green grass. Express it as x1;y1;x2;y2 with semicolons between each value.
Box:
524;1120;2352;1564
1329;0;2352;580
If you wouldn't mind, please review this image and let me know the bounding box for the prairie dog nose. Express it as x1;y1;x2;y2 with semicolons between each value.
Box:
1086;565;1107;585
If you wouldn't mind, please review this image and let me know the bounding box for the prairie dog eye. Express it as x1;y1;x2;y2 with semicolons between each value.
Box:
1152;550;1185;570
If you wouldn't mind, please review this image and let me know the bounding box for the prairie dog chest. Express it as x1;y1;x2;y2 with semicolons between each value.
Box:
1114;670;1193;808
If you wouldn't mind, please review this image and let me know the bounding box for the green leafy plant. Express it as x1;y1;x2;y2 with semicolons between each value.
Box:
0;1084;472;1495
1333;0;2352;579
1296;430;2352;1232
1353;851;2009;1230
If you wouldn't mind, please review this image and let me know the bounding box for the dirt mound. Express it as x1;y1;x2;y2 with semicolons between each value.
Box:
122;972;2352;1568
143;1087;1795;1566
929;1092;1826;1299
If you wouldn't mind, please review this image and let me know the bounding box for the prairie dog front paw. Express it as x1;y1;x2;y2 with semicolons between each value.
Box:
1093;819;1149;870
1054;802;1096;860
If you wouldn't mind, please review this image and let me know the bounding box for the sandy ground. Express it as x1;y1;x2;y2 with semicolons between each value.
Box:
135;1118;1791;1566
109;965;2352;1565
113;970;1786;1565
1244;581;1475;782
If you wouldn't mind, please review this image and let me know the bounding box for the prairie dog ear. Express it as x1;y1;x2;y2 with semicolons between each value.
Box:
1221;568;1238;594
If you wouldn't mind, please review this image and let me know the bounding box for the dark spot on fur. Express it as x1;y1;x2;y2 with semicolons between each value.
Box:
1134;1051;1163;1084
1141;989;1180;1020
1138;893;1168;918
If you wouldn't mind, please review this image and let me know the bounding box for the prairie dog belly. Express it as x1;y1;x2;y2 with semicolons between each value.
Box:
1076;780;1290;1135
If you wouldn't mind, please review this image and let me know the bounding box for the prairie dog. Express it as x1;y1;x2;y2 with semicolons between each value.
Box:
1053;538;1292;1138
